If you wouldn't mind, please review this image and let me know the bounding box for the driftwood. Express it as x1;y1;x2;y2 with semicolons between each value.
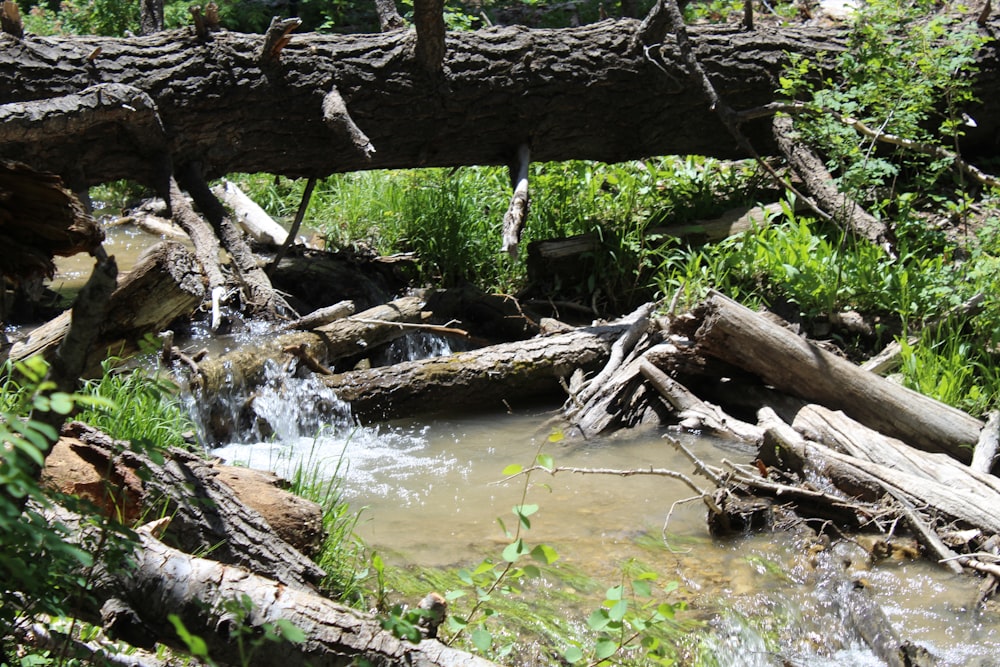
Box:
772;114;892;248
212;178;289;247
694;291;983;462
9;241;204;374
61;422;326;590
322;323;628;422
757;409;1000;575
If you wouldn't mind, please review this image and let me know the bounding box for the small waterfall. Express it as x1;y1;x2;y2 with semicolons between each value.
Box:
200;333;458;499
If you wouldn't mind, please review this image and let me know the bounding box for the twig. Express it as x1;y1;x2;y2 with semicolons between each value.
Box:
350;318;470;338
661;494;702;553
502;464;721;514
269;177;317;273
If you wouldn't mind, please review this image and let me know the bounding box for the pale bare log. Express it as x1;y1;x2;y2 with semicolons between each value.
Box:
972;411;1000;475
212;179;288;246
695;291;983;462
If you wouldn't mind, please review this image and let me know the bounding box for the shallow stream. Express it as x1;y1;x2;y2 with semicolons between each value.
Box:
37;224;1000;666
208;362;1000;666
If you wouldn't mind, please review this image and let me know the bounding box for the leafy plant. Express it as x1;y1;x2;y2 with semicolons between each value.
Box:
0;357;120;660
563;564;686;666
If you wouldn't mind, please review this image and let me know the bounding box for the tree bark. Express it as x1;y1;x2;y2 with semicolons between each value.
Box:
4;20;998;188
62;421;326;591
322;323;626;422
94;524;499;667
694;291;983;462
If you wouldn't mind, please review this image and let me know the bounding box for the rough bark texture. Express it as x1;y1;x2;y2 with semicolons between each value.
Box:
323;324;626;422
694;291;983;462
99;526;499;667
63;421;326;590
5;20;997;187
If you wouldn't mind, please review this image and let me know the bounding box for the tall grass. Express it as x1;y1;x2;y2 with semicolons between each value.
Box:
273;435;368;603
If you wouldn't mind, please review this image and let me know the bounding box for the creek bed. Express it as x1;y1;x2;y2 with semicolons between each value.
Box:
210;377;1000;666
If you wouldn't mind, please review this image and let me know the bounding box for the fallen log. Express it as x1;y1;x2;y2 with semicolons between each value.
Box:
196;294;429;396
757;409;1000;551
59;422;326;590
95;521;499;667
9;241;204;374
693;291;983;462
791;405;1000;497
212;179;288;247
322;323;628;422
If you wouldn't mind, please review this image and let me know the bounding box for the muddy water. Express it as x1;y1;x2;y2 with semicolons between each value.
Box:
210;374;1000;666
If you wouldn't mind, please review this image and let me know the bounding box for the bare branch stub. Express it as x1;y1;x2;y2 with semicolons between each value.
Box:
375;0;406;31
321;87;376;158
259;17;302;65
413;0;446;73
0;0;23;39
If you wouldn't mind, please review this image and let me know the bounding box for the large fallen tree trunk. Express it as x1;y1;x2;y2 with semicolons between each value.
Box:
1;19;998;189
693;291;983;462
60;421;326;590
323;323;627;422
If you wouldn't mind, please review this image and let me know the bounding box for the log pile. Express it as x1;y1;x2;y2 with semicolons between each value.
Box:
554;290;1000;600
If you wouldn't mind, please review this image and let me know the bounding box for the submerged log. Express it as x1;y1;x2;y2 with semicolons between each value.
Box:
196;294;429;395
694;291;983;462
323;323;628;422
9;241;204;374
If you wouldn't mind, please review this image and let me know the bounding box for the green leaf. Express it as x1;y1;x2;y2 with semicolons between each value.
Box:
48;392;74;415
608;599;628;622
521;564;540;578
502;538;526;563
632;579;652;598
501;463;522;475
586;609;610;631
471;628;492;654
547;430;564;443
273;619;306;644
457;568;474;585
563;646;584;663
594;639;618;660
530;543;559;565
656;602;676;619
513;503;538;529
445;589;466;601
605;584;624;601
535;453;554;470
168;614;210;658
472;560;495;576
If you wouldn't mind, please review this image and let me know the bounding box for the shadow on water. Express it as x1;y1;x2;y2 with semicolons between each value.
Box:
202;336;1000;666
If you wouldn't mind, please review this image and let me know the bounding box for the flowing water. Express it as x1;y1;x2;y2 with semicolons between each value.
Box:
205;339;1000;667
37;223;1000;665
